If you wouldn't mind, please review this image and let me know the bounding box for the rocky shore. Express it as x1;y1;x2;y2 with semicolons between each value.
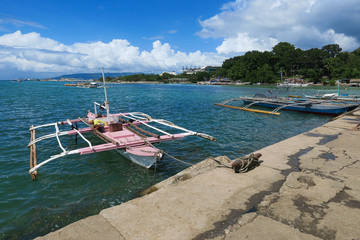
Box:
37;108;360;240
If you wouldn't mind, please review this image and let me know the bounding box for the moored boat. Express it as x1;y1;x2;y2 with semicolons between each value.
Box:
77;81;102;88
215;93;359;116
304;80;360;102
304;92;360;102
28;68;216;180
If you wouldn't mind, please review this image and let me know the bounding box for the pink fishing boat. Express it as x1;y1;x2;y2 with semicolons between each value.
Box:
28;68;216;180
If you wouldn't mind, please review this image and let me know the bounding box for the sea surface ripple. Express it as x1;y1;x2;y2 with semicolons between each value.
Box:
1;81;357;239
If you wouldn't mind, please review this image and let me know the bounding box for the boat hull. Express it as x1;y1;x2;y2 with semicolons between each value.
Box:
116;149;163;168
242;100;358;116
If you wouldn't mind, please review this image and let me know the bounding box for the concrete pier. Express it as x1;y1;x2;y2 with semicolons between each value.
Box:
37;109;360;240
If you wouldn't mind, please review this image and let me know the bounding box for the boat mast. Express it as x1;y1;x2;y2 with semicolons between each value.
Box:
101;67;110;125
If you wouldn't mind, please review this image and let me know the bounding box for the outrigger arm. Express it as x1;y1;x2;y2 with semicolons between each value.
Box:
29;113;216;179
28;119;95;179
29;150;79;175
122;112;217;142
28;68;217;180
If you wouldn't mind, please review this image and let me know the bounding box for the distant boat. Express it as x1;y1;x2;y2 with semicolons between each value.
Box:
304;80;360;102
77;81;102;88
304;92;360;101
89;82;100;88
215;93;359;116
277;82;309;87
277;68;309;87
210;78;233;85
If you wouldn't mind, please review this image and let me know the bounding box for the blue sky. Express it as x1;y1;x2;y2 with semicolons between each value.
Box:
0;0;359;79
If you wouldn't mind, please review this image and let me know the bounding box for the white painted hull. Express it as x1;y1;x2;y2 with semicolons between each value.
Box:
116;149;163;168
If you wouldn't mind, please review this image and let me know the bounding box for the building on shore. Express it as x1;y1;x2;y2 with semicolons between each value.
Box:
349;79;360;87
182;66;220;75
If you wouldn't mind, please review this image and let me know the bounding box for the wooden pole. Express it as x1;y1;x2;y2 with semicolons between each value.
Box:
29;125;37;180
29;126;33;169
214;103;281;115
101;67;110;126
118;117;160;138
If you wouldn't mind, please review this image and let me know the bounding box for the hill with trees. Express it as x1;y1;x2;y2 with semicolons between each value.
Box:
102;42;360;84
213;42;360;84
52;72;141;80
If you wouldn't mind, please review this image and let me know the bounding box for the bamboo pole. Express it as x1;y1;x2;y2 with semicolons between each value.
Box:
118;117;160;138
214;103;281;115
29;126;33;169
29;125;38;180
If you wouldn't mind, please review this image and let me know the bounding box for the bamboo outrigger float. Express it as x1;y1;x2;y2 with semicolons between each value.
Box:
28;68;216;180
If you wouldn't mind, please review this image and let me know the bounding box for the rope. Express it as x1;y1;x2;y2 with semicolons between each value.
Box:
231;153;261;173
151;154;158;184
120;122;195;167
159;150;194;166
212;158;232;168
235;157;254;173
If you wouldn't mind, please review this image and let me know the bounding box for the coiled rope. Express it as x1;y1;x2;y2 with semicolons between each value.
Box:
231;153;262;173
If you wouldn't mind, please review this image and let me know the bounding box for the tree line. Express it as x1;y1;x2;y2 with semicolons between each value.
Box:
103;42;360;84
214;42;360;84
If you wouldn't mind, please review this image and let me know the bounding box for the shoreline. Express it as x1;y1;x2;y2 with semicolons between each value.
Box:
6;79;358;88
36;108;360;239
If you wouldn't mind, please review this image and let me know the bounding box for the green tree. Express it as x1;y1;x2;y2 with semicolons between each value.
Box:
272;42;297;74
305;68;324;83
213;67;228;78
323;57;344;79
256;64;276;83
195;72;210;82
322;44;342;58
160;73;175;80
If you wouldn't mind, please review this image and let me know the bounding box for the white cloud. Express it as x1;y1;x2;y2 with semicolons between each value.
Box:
142;35;164;40
0;17;46;32
319;29;358;51
216;32;278;54
167;29;178;34
0;31;66;51
6;18;46;29
0;31;225;76
198;0;360;53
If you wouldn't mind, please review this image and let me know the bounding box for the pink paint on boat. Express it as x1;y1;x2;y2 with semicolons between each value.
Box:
77;132;187;155
67;127;93;135
28;68;215;177
126;146;160;157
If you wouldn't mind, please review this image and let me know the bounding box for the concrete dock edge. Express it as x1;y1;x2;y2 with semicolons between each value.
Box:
36;109;360;240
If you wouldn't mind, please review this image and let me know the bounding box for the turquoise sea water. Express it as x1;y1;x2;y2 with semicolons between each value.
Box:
1;81;359;239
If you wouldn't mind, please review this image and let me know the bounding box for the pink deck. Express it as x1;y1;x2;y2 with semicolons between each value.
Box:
67;127;93;135
73;112;187;157
75;124;186;156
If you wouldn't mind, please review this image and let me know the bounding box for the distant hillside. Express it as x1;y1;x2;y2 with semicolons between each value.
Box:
52;72;142;80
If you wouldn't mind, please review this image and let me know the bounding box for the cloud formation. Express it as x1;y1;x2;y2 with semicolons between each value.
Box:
0;31;224;76
198;0;360;54
0;0;359;78
0;17;46;31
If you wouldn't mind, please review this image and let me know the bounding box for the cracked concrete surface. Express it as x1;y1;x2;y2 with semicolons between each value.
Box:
36;109;360;240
